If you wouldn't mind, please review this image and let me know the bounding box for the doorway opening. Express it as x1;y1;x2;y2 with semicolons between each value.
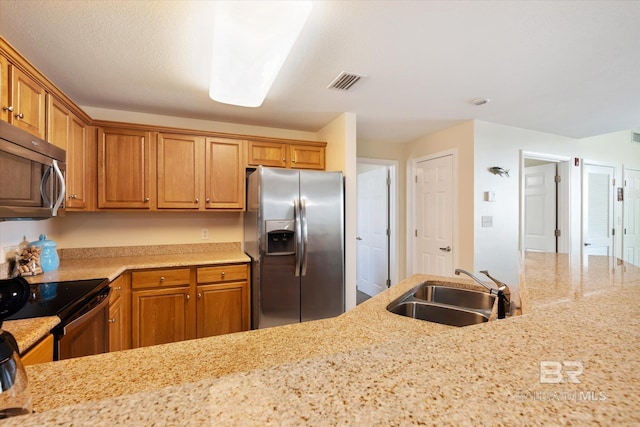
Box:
356;158;398;303
520;152;571;254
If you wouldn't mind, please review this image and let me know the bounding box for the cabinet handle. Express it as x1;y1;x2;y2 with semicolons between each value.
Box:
108;318;116;323
221;272;225;278
15;112;24;119
68;194;78;200
2;106;13;112
197;293;202;299
160;276;165;281
185;294;190;301
144;197;150;202
115;286;122;291
195;198;199;203
206;198;210;203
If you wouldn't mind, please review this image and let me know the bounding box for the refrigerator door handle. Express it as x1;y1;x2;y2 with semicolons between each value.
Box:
294;198;302;276
300;197;309;276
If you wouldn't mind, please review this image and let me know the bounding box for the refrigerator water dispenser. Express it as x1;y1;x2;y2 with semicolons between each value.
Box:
265;220;295;255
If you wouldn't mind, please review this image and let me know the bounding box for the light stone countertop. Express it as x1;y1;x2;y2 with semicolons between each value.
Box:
1;252;639;426
2;244;250;354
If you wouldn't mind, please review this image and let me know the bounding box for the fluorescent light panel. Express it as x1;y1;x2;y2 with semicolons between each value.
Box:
209;1;312;108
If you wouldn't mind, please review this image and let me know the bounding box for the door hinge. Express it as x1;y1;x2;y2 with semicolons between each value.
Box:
386;228;390;236
612;228;615;236
415;175;418;183
415;229;418;237
386;279;391;288
555;175;561;183
386;177;391;186
612;178;616;186
555;229;561;237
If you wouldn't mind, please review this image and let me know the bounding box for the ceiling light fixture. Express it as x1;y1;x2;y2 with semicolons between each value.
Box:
209;1;312;108
471;98;490;106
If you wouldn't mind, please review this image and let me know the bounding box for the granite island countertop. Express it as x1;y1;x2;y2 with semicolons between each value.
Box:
2;252;639;426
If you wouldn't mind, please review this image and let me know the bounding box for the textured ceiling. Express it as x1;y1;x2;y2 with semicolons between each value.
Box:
1;0;639;144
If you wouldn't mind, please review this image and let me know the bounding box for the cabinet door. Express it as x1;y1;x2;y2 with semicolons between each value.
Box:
205;138;244;210
11;68;46;139
47;96;70;150
131;287;194;348
196;282;249;338
157;133;204;209
0;54;10;123
108;273;131;352
66;118;95;210
289;144;325;170
108;297;124;352
247;140;286;168
98;127;154;209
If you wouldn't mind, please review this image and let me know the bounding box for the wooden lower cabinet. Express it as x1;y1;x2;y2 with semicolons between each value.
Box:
21;334;54;366
196;281;249;338
132;286;195;348
108;273;131;352
130;264;249;349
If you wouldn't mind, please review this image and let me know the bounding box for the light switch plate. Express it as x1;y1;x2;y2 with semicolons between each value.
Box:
481;216;493;227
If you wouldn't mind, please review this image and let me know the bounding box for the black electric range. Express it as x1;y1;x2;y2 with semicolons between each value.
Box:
5;278;110;321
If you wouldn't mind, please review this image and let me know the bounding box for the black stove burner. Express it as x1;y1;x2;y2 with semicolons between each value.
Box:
4;278;109;321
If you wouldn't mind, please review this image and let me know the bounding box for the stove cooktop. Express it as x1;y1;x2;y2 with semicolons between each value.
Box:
5;278;109;321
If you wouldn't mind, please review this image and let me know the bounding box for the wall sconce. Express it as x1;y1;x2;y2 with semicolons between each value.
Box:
488;167;510;177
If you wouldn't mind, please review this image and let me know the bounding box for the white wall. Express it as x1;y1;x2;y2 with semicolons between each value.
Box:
474;121;640;284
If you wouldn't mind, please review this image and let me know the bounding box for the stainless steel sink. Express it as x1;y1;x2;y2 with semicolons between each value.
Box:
412;283;496;311
387;300;491;327
386;282;496;327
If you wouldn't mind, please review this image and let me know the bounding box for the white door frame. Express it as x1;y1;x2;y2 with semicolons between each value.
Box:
519;151;572;254
407;149;458;276
356;157;399;286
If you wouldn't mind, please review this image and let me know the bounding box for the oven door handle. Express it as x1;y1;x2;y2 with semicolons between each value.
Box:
61;287;111;336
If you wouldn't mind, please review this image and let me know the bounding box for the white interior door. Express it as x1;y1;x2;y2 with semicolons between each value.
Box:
583;164;615;257
356;166;389;297
523;163;557;252
623;168;640;266
415;155;453;275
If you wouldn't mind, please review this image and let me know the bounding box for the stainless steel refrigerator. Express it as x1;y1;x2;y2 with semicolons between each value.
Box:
244;166;345;329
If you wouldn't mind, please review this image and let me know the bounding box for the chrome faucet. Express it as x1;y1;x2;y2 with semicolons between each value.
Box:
454;268;512;319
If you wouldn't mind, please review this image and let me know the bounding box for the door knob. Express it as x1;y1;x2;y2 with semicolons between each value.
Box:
584;242;591;246
356;236;362;240
439;246;452;252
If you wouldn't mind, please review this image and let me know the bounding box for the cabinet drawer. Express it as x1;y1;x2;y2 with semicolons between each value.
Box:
197;264;247;284
132;268;191;289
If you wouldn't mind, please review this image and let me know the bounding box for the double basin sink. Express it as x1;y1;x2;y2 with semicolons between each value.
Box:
387;282;496;327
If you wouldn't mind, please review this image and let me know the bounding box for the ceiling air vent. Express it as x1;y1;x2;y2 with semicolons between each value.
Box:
327;71;365;91
633;130;640;144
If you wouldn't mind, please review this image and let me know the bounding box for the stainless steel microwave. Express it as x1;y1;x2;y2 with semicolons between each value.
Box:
0;120;66;220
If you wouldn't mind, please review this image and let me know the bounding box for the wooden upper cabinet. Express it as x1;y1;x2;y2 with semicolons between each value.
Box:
47;96;70;150
66;118;96;210
0;54;9;123
157;133;204;209
10;67;46;139
289;144;325;170
247;141;287;168
247;140;325;170
205;138;245;210
98;127;155;209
